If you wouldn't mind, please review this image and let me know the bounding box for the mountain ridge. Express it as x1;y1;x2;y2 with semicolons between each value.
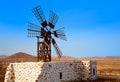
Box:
0;52;120;63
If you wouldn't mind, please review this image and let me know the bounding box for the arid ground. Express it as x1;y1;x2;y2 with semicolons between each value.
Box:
0;52;120;82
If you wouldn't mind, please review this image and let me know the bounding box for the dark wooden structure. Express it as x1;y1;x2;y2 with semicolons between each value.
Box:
28;6;66;62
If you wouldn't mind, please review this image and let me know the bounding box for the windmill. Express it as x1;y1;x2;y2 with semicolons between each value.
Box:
28;6;66;62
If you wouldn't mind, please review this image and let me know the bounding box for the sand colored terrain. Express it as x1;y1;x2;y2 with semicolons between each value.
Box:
97;60;120;76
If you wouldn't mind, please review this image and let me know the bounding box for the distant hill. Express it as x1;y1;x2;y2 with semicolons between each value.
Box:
0;52;37;63
0;52;120;64
0;52;76;63
93;56;120;60
76;56;120;60
105;56;120;59
52;56;75;61
0;55;7;59
7;52;36;58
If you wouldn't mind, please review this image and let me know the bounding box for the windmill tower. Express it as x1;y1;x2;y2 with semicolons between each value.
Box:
28;6;66;62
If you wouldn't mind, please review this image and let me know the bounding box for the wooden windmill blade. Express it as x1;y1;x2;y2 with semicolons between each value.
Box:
28;22;41;30
32;6;47;27
52;39;62;59
53;27;67;41
28;22;41;37
48;10;59;29
28;29;40;37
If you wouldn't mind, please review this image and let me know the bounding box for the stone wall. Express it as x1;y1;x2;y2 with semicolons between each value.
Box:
37;61;82;82
4;62;44;82
4;61;97;82
81;61;97;81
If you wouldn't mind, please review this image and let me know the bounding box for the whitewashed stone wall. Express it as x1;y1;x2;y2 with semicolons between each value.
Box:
37;61;82;82
4;61;97;82
4;62;44;82
81;61;97;81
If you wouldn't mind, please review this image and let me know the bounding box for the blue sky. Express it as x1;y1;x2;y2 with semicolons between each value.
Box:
0;0;120;57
